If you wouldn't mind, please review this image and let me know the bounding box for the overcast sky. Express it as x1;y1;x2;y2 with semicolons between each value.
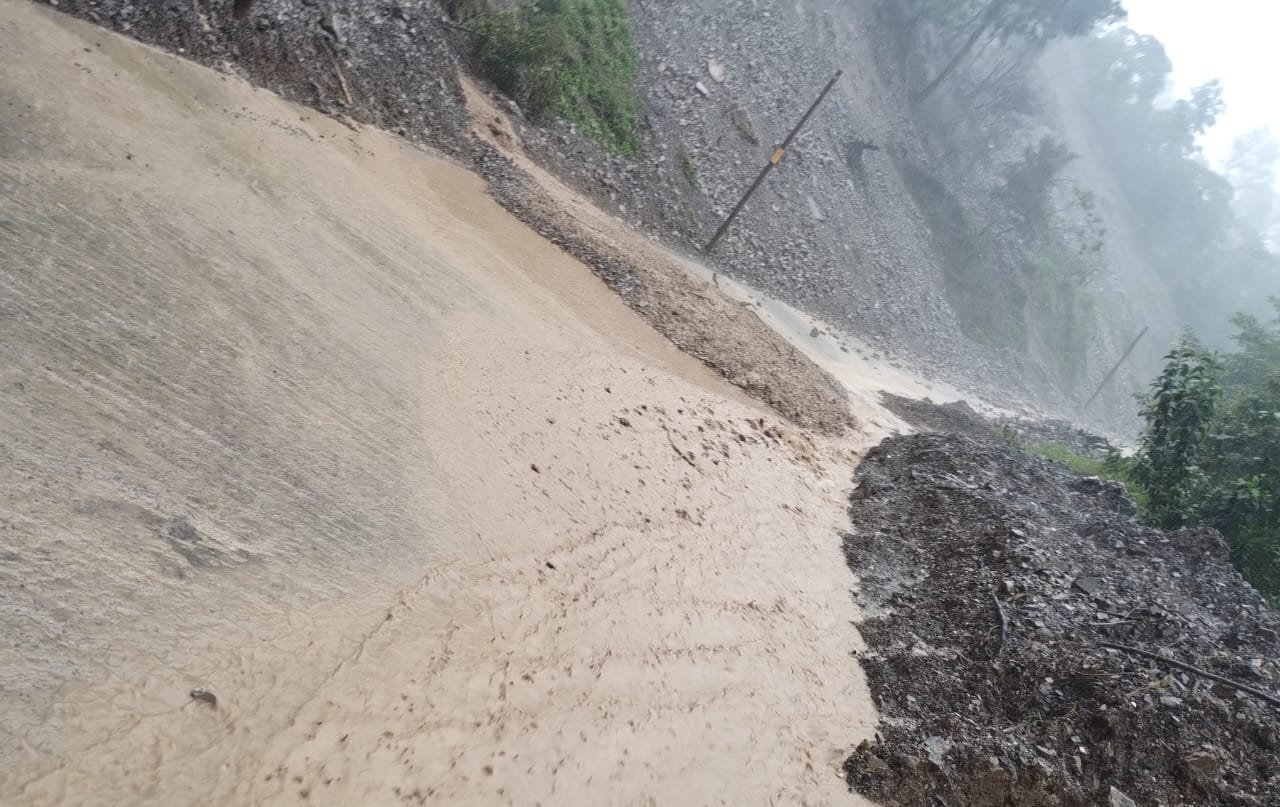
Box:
1122;0;1279;166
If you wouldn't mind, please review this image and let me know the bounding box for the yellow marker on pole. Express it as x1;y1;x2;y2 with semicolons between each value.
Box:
704;69;844;253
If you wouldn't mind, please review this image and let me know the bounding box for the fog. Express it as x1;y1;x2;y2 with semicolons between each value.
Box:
1125;0;1280;167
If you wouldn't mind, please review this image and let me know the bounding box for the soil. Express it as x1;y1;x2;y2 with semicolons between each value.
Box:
1;8;878;804
842;428;1280;806
881;392;1115;457
36;0;855;435
462;80;855;435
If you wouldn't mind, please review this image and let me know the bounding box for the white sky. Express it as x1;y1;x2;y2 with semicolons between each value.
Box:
1122;0;1279;166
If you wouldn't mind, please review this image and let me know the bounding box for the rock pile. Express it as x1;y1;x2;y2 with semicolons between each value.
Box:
843;432;1279;806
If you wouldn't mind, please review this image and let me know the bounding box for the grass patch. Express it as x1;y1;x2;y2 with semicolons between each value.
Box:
458;0;639;155
1022;440;1148;510
680;150;699;189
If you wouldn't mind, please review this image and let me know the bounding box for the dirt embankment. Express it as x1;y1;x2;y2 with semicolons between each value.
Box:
461;80;855;435
842;419;1279;806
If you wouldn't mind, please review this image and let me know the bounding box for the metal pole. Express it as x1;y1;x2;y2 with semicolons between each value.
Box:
1079;325;1148;414
703;70;844;254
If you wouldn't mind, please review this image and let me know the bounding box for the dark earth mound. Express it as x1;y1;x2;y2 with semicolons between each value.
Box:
842;431;1279;806
880;391;1114;458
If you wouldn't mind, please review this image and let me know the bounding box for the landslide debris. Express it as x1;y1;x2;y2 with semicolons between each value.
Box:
843;430;1279;807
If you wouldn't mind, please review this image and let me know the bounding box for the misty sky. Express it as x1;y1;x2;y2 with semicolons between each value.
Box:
1123;0;1278;166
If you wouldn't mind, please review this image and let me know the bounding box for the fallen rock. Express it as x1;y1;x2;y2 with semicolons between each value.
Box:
1109;786;1137;807
1182;750;1219;779
729;106;759;145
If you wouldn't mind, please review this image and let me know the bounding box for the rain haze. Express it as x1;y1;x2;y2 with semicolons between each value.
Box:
1124;0;1280;165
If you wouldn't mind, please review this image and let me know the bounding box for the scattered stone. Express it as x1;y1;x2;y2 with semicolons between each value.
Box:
729;106;759;145
48;0;1140;456
1073;576;1102;596
1182;750;1219;778
863;754;891;776
1109;786;1137;807
190;687;217;706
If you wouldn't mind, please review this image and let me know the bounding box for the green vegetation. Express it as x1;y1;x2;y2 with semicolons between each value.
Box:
1003;137;1077;234
455;0;640;155
902;0;1125;104
896;142;1101;385
1075;28;1280;346
679;150;700;189
1015;308;1280;603
1124;313;1280;601
1021;440;1148;510
1026;253;1096;385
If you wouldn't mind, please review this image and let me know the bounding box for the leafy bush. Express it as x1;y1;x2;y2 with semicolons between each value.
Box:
459;0;639;154
1128;311;1280;600
465;4;568;118
679;150;699;189
897;160;1028;351
1129;333;1222;527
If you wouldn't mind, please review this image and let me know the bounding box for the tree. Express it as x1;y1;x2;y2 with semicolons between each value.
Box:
914;0;1125;103
1083;27;1171;105
1070;29;1280;344
1224;128;1280;247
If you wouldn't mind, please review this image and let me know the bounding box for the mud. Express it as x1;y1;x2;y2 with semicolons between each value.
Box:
1;6;878;805
460;80;855;435
842;432;1279;806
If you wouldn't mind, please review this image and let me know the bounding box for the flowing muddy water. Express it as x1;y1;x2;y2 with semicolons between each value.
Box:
1;5;876;805
669;254;1000;438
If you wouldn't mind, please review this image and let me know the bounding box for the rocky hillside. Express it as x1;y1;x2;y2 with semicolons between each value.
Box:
44;0;1118;422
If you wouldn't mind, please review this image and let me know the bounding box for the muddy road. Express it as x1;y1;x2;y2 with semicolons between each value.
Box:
0;4;876;805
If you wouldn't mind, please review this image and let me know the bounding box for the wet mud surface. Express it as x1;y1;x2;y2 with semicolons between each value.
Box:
1;7;877;804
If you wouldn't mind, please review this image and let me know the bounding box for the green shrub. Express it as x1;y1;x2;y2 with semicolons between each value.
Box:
897;160;1027;351
460;0;639;155
1003;137;1076;235
680;150;699;189
1025;253;1097;386
1130;333;1223;528
1023;441;1148;510
1129;316;1280;602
